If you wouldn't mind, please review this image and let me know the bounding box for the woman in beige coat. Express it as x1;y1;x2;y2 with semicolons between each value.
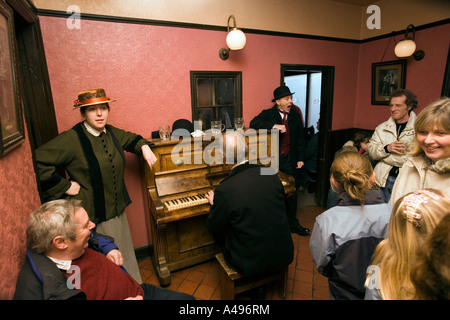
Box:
390;98;450;204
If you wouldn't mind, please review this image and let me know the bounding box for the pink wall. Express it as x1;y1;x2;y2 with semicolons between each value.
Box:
355;23;450;128
39;17;360;134
37;16;449;248
0;125;41;299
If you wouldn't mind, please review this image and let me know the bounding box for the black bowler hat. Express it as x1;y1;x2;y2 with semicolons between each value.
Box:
272;85;295;102
172;119;194;138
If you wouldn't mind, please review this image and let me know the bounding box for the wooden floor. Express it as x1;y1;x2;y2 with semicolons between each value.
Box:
138;190;329;300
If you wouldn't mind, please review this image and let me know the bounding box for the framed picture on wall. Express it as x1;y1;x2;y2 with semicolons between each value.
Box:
0;0;24;155
442;43;450;97
371;60;406;105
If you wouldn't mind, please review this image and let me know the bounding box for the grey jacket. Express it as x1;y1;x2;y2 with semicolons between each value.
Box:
309;190;392;299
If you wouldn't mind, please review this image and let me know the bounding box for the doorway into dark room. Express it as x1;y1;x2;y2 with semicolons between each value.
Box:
280;64;335;208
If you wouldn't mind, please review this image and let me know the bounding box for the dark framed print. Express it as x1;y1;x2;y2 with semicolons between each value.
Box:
371;59;406;105
0;0;24;155
442;43;450;97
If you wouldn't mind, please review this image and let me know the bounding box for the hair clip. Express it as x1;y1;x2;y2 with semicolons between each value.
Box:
421;190;440;200
402;192;429;209
401;190;440;228
403;210;422;228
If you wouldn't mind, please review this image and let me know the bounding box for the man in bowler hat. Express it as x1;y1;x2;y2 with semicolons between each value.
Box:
250;85;309;236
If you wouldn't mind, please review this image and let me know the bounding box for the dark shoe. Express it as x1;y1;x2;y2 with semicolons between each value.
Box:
291;225;310;236
299;225;310;233
295;222;310;233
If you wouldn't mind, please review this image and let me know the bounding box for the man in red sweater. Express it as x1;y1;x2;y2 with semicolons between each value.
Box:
14;199;194;300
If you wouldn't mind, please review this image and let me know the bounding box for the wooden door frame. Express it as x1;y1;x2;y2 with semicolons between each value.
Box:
9;0;59;202
281;64;335;207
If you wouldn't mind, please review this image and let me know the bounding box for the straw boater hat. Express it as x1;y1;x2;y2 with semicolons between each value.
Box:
73;88;116;109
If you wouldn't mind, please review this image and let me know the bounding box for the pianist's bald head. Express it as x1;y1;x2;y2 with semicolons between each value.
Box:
220;131;248;164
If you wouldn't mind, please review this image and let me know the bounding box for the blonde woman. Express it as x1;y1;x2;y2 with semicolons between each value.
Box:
365;189;450;300
309;151;392;299
390;98;450;204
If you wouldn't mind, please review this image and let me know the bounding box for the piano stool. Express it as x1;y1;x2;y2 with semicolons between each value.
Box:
215;253;287;300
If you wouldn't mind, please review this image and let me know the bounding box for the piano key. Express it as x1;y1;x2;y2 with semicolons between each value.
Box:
163;192;210;211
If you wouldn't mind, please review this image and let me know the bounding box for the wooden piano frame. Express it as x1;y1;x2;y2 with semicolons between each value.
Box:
144;130;294;286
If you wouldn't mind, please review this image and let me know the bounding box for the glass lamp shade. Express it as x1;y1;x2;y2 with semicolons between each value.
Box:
226;28;246;50
394;39;416;58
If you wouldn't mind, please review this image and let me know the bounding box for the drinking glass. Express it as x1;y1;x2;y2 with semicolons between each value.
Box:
211;120;225;134
234;117;244;130
159;125;171;140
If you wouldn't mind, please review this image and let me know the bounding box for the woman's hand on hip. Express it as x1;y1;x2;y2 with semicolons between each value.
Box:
65;181;80;196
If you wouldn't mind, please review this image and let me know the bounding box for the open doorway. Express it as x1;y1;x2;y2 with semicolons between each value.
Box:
284;71;322;131
281;64;335;207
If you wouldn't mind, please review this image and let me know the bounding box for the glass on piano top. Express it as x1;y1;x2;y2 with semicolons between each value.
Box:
159;125;171;140
234;117;244;130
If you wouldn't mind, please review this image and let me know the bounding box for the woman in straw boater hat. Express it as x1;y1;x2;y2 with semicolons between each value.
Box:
35;88;157;283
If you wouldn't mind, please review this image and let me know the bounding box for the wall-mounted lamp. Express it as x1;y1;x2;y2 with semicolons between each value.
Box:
219;15;246;60
394;24;425;61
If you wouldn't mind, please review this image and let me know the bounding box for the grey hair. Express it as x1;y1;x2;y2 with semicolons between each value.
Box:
219;130;248;164
26;199;84;254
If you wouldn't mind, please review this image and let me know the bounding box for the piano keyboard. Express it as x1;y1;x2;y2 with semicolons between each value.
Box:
163;193;210;211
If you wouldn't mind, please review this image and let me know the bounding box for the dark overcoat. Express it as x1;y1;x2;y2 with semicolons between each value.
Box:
207;163;294;276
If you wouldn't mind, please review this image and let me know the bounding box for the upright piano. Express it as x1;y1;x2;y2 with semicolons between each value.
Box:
143;130;295;286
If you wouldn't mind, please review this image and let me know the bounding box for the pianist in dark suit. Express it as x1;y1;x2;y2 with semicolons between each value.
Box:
206;131;294;277
249;85;309;236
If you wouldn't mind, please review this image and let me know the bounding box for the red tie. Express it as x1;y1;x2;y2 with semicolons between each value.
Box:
280;111;290;156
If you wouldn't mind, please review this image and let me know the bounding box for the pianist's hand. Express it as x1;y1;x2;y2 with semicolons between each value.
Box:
142;144;157;169
106;249;124;266
206;190;215;205
65;181;80;196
